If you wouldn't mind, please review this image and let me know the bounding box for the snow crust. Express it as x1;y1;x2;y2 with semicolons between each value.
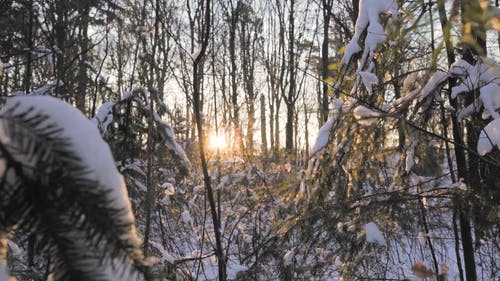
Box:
311;99;347;156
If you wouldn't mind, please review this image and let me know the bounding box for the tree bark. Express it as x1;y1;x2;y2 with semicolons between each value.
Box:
260;94;267;154
320;0;333;123
229;1;243;153
76;2;90;114
191;1;226;280
285;0;296;152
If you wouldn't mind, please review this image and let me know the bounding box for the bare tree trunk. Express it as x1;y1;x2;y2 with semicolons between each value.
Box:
228;1;243;153
437;1;490;280
260;94;267;154
191;1;226;280
303;100;309;157
285;0;295;152
352;0;359;23
241;21;258;154
267;79;274;150
54;0;66;98
275;98;280;148
24;0;33;94
116;21;125;95
76;1;90;114
320;0;333;123
437;1;468;279
142;1;160;280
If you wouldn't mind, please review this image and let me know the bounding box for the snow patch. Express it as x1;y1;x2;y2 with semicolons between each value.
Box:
353;105;380;119
162;182;175;196
353;105;380;126
283;249;295;266
92;102;115;135
341;0;398;64
365;222;386;246
227;259;249;280
311;117;335;155
181;210;191;225
153;113;191;168
479;83;500;119
477;118;500;155
420;71;448;100
358;71;379;94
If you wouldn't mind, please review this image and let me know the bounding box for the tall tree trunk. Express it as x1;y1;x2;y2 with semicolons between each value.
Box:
192;1;226;279
303;101;309;157
76;2;90;115
275;98;280;148
352;0;359;24
436;1;468;280
54;0;66;98
437;1;491;280
24;0;33;94
267;79;274;151
320;0;333;123
142;1;161;279
240;16;257;153
260;94;267;154
229;1;243;152
116;21;125;95
285;0;295;152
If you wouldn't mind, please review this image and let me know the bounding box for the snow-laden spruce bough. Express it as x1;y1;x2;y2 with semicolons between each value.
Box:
313;0;500;158
308;0;499;278
0;96;145;281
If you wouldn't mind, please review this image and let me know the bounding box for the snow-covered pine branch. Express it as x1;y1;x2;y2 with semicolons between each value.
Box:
416;57;500;155
92;89;191;172
0;96;144;281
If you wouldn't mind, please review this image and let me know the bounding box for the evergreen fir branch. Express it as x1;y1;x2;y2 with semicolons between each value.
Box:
0;103;144;280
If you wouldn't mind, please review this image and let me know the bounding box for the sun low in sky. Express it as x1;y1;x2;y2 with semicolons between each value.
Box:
208;131;227;151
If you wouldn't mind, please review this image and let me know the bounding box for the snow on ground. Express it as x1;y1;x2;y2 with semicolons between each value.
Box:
365;222;386;246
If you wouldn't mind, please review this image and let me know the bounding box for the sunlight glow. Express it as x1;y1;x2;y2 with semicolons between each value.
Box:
208;132;227;150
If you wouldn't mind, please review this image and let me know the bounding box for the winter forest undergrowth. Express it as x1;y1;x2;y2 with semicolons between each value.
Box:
0;0;499;280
